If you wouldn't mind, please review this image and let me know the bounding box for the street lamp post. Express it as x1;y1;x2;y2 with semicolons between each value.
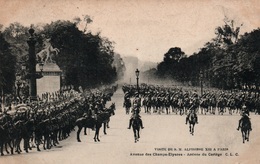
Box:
135;69;140;96
200;70;203;96
61;71;65;91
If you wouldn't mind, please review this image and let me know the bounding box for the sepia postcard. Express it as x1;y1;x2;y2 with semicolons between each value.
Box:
0;0;259;164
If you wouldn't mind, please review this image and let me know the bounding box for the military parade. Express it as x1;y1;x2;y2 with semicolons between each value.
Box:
0;85;117;155
122;83;259;116
1;1;260;164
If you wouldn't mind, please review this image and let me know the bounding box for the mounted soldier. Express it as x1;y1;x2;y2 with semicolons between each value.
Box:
186;109;198;125
133;92;141;109
237;112;252;131
237;112;252;143
128;107;144;129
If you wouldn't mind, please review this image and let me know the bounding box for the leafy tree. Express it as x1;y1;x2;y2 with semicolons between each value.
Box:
39;20;117;88
0;31;16;93
157;47;186;79
214;16;243;47
153;19;260;90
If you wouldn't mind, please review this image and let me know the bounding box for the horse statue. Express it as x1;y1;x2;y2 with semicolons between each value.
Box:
237;113;252;143
36;38;60;64
185;110;198;135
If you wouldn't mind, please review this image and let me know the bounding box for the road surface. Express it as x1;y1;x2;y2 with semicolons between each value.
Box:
1;88;260;164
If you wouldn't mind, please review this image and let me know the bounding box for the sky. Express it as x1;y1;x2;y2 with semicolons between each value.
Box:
0;0;259;62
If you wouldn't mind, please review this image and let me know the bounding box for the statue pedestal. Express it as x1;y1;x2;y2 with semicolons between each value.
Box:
36;63;62;98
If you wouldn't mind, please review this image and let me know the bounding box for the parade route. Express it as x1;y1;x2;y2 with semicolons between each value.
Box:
1;88;260;164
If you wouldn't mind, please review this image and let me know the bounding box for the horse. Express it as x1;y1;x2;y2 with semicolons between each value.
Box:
164;98;171;114
0;122;13;156
75;103;115;142
17;118;35;153
200;98;210;115
130;117;142;143
237;116;252;143
34;118;51;151
76;117;96;142
93;103;116;142
186;112;198;135
217;98;226;115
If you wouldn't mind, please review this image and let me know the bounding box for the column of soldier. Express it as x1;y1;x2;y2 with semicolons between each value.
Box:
122;83;260;116
0;85;117;156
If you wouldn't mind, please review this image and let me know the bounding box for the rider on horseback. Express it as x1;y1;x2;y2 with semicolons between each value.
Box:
237;112;252;131
128;106;144;129
185;109;198;124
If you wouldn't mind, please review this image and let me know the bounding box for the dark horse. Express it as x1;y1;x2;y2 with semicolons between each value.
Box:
130;117;142;143
94;103;115;142
76;117;96;142
76;103;116;142
185;111;198;135
237;115;252;143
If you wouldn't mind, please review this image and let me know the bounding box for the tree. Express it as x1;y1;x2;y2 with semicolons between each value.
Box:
163;47;185;63
40;20;117;88
157;47;186;79
214;16;243;47
0;31;16;93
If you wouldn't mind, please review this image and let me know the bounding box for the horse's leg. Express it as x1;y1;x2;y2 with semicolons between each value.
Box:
58;129;62;141
107;121;110;128
242;131;245;143
47;134;52;149
93;132;96;142
8;140;14;154
26;138;30;153
192;124;195;135
6;140;13;155
137;128;140;139
18;138;22;153
77;126;82;142
14;138;20;153
54;131;59;145
84;126;87;135
133;128;137;143
94;125;99;142
96;126;100;142
43;135;46;150
0;143;4;156
103;123;107;135
4;142;9;154
247;131;250;141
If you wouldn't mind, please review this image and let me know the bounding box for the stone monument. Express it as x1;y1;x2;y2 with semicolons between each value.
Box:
35;38;62;98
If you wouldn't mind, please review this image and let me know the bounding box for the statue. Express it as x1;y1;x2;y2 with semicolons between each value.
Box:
36;38;60;63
